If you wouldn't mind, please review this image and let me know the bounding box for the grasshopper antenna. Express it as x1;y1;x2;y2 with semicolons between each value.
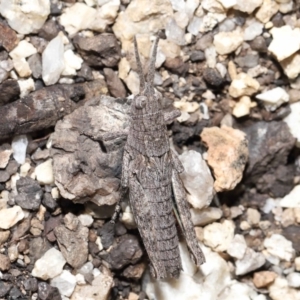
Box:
133;36;145;91
147;36;159;87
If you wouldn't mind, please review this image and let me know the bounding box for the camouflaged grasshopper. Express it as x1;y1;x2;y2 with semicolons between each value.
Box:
109;36;205;279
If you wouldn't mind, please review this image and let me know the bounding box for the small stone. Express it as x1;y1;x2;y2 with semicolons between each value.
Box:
179;150;214;210
103;68;127;98
268;26;300;61
9;40;37;60
13;57;32;77
0;79;20;106
203;68;223;87
0;170;9;182
246;208;261;226
38;282;61;300
256;87;289;112
39;20;60;41
229;72;260;98
243;20;264;41
0;253;10;271
128;292;139;300
214;29;243;55
0;281;11;298
287;272;300;288
233;96;252;118
164;56;188;76
284;102;300;148
0;0;50;34
256;0;279;23
281;53;300;80
281;208;296;227
18;77;35;98
234;0;262;13
0;231;10;245
269;277;300;300
253;271;277;288
295;257;300;271
200;126;249;192
32;248;66;280
122;263;146;280
280;185;300;207
203;220;235;252
0;144;12;169
12;135;28;164
28;53;42;79
50;270;77;297
191;207;222;226
236;248;266;276
78;214;93;227
42;34;65;86
227;234;247;259
35;159;54;185
264;234;295;261
0;22;19;52
250;36;268;52
165;18;186;46
71;271;113;300
0;206;24;229
62;49;83;76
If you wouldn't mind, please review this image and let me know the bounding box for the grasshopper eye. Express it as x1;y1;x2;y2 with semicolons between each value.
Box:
135;96;147;109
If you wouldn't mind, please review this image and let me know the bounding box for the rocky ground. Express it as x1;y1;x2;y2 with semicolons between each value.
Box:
0;0;300;299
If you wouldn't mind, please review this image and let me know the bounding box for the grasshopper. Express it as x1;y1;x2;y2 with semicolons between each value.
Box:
108;36;205;279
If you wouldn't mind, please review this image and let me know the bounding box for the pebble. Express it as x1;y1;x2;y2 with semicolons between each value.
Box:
229;72;260;98
78;214;93;227
232;96;252;118
284;102;300;148
9;40;37;60
269;277;300;300
213;29;243;55
227;234;247;259
166;18;186;46
234;0;262;14
246;208;261;226
71;271;113;300
264;234;295;262
50;270;77;297
62;49;83;76
253;271;277;288
281;53;300;80
287;272;300;288
0;145;12;169
268;26;300;61
0;231;10;245
235;248;266;275
255;0;279;23
203;220;235;252
0;206;24;230
280;185;300;208
42;34;65;86
35;159;54;185
0;253;10;271
201;126;249;192
18;77;35;98
32;247;66;280
0;0;50;34
12;135;28;164
256;87;289;112
179;150;214;209
191;207;223;226
243;20;264;41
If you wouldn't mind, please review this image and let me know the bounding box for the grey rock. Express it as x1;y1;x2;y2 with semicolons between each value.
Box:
102;234;143;270
73;33;121;68
23;278;38;292
51;96;130;203
0;170;10;182
0;80;20;106
15;177;43;210
28;53;42;79
195;33;213;51
11;216;31;241
0;281;11;298
38;282;62;300
54;216;89;268
28;237;52;270
30;36;48;54
77;62;93;81
6;160;19;176
103;68;127;98
98;221;115;250
249;36;268;53
42;193;57;211
9;286;22;300
203;68;223;87
235;54;259;69
190;51;205;62
38;20;60;41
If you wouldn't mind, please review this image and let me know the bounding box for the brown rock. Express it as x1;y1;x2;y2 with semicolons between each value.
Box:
282;225;300;252
0;22;19;52
203;68;223;87
0;230;10;245
0;144;12;168
38;20;60;41
201;126;249;192
74;33;121;68
103;68;127;98
122;262;146;280
0;79;20;106
0;253;10;271
54;215;89;268
164;56;189;76
253;271;277;288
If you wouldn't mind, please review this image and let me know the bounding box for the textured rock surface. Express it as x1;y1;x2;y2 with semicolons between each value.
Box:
201;126;249;192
